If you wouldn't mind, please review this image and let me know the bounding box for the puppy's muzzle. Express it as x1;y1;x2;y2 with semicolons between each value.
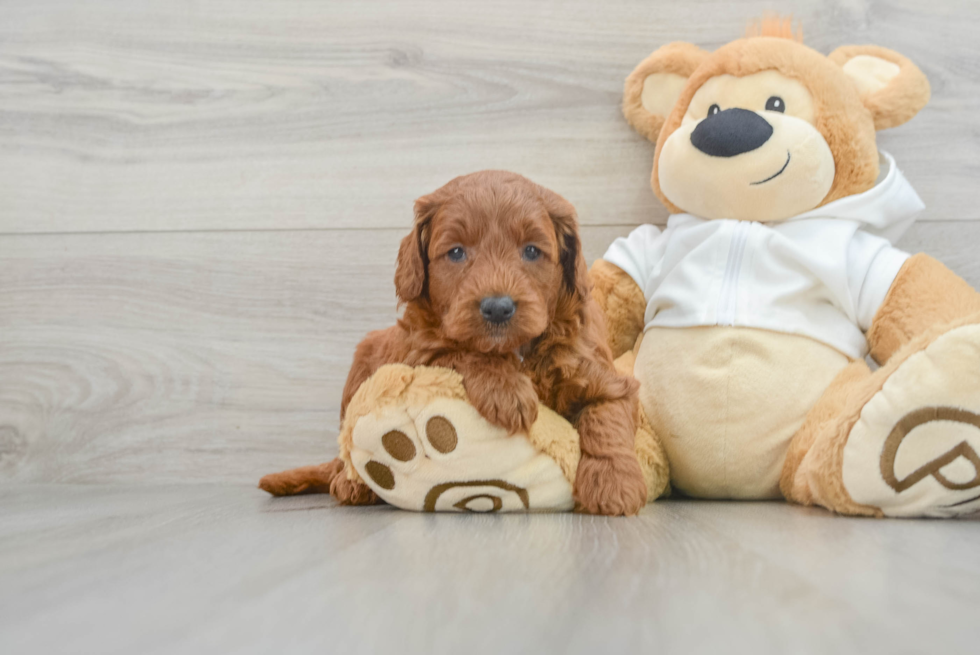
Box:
480;296;516;325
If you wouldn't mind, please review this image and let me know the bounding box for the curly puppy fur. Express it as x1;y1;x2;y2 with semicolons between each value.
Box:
262;171;647;515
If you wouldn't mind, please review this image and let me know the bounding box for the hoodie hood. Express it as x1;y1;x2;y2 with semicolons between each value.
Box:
788;151;925;243
666;151;924;244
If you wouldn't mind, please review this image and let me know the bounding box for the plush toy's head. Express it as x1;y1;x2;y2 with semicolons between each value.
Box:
623;17;930;221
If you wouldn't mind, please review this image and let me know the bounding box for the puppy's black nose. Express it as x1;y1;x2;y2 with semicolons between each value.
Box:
480;296;516;324
690;108;773;157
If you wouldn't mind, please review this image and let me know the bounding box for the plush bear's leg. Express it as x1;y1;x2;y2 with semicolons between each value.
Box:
262;360;668;511
780;360;877;515
867;254;980;364
614;347;671;502
344;364;587;512
782;255;980;517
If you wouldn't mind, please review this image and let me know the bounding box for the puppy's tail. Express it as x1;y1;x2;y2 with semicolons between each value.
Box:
258;458;343;496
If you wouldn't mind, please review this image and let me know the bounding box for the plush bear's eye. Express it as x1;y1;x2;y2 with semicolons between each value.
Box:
707;104;721;117
765;96;786;113
447;246;466;262
522;245;541;261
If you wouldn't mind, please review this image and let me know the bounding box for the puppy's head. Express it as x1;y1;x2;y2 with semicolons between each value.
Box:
395;170;588;353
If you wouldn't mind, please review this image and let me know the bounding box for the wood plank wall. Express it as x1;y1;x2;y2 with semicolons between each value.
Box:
2;0;979;484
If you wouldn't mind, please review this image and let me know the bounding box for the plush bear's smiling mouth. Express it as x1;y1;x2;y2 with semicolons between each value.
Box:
750;151;792;185
658;111;835;220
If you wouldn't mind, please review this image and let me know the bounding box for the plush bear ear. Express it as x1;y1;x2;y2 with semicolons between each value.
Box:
623;42;708;142
829;45;930;130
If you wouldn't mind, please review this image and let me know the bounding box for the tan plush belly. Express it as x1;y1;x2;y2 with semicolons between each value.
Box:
635;326;849;499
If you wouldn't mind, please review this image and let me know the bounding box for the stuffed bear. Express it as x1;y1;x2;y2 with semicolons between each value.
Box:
589;17;980;518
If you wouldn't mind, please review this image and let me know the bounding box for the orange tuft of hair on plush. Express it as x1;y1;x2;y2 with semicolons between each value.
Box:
746;14;804;42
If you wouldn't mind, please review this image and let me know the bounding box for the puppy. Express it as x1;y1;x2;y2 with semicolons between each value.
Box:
262;171;648;515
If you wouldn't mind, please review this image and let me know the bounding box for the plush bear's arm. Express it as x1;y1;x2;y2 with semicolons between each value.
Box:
589;259;647;358
867;253;980;364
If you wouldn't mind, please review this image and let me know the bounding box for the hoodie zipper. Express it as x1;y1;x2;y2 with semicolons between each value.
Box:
716;220;751;326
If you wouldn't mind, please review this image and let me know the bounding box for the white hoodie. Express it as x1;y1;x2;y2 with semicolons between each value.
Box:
603;152;924;360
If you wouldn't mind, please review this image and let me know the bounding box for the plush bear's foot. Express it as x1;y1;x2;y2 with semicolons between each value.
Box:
842;323;980;517
348;391;576;512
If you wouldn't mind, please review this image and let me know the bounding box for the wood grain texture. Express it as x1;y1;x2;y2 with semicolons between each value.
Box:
0;225;631;483
1;0;979;234
2;223;979;485
0;485;977;655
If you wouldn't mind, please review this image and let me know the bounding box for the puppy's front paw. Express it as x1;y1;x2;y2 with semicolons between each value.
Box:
573;453;648;516
465;373;539;435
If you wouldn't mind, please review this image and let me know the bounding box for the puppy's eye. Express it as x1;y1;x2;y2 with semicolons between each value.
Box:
765;96;785;113
707;104;721;117
522;245;541;261
447;246;466;262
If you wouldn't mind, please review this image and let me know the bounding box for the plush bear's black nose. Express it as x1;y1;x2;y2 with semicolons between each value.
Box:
690;108;773;157
480;296;516;324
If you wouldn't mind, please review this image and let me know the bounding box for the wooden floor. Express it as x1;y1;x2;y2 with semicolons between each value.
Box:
3;1;980;653
1;485;978;655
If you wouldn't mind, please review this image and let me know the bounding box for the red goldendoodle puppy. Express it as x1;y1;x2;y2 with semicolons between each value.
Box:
261;171;647;515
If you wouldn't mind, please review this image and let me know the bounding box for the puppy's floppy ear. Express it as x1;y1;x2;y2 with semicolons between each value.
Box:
623;42;708;142
394;193;440;303
829;45;930;130
538;186;590;302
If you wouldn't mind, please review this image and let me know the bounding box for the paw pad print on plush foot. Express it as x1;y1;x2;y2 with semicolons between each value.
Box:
348;397;574;512
843;323;980;517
